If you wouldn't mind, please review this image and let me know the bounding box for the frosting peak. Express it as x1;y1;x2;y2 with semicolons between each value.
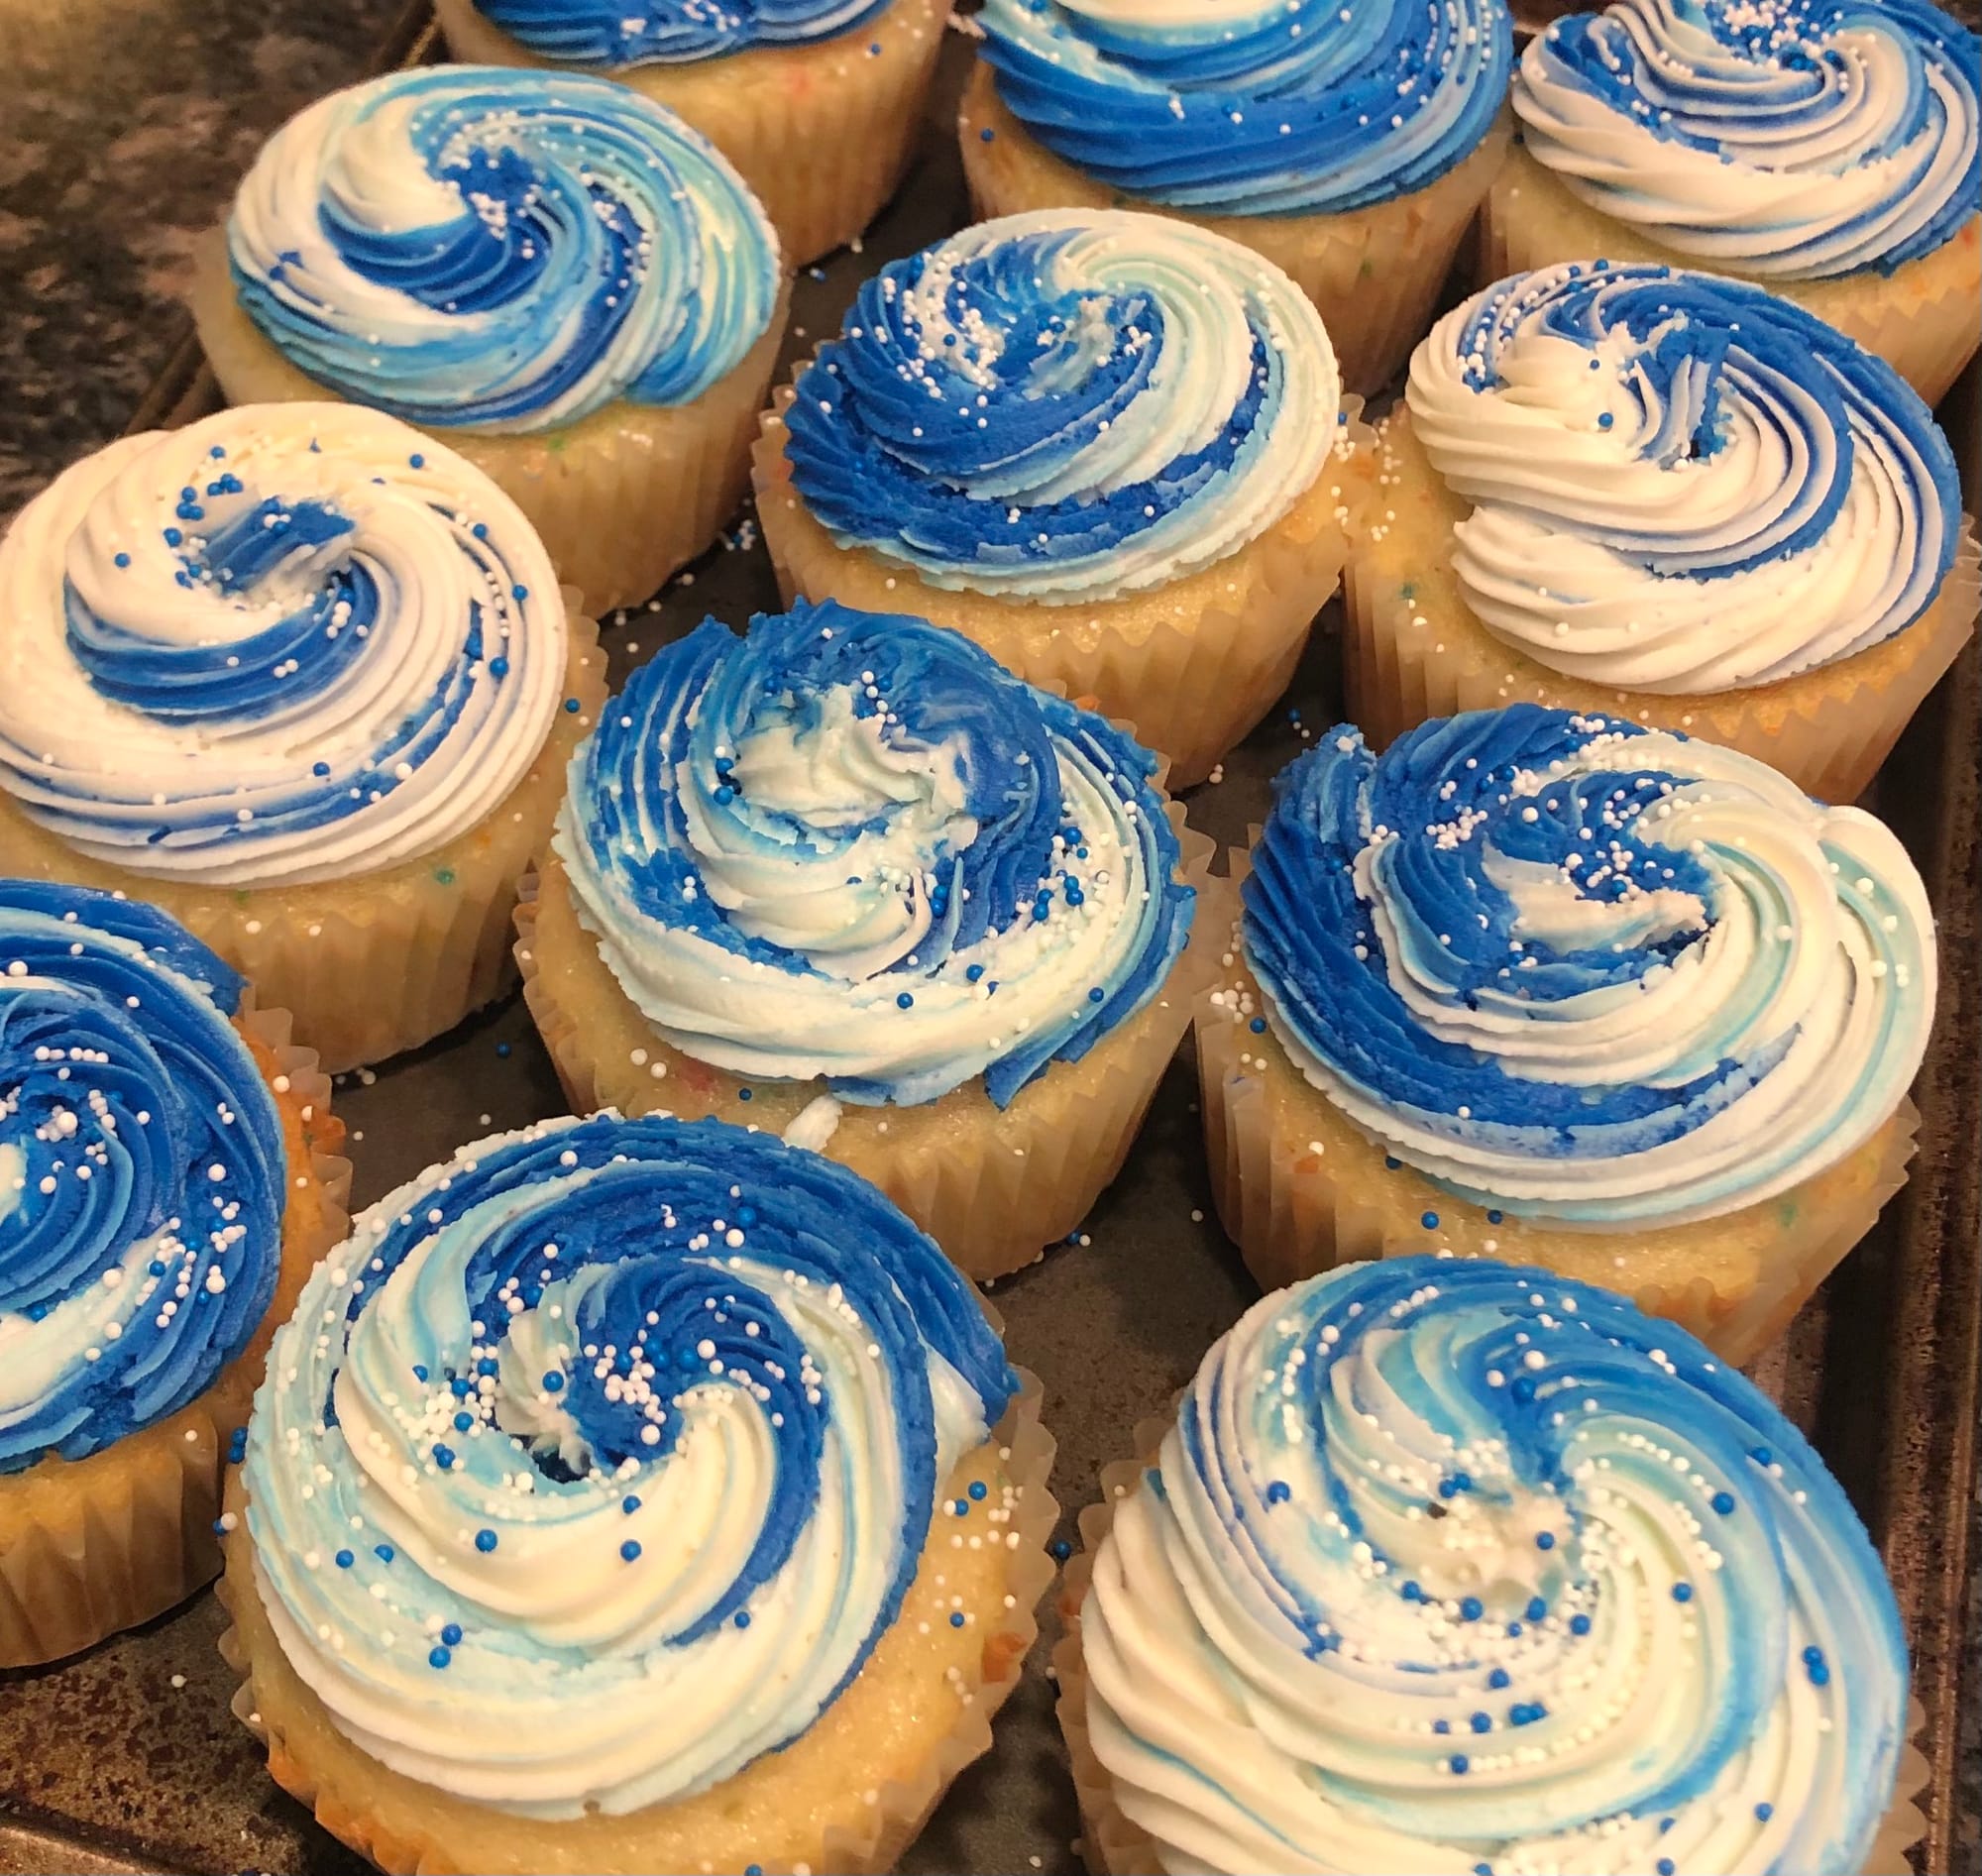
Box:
474;0;890;65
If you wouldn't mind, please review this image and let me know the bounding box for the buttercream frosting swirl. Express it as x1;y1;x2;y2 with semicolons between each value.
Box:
555;599;1194;1106
1406;263;1963;692
781;210;1341;603
1082;1254;1909;1874
228;67;779;433
1243;706;1934;1226
0;404;569;889
241;1111;1016;1817
977;0;1511;214
1514;0;1982;280
1;880;285;1474
472;0;889;65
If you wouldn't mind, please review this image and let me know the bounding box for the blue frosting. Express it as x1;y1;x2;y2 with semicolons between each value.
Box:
475;0;890;64
558;599;1195;1105
0;880;285;1473
978;0;1512;214
229;67;780;431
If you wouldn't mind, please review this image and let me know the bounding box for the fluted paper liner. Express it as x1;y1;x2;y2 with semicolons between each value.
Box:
1195;880;1920;1369
0;610;607;1075
1481;144;1982;409
755;386;1369;788
216;1364;1056;1876
191;232;790;615
517;806;1226;1281
431;0;949;267
0;999;349;1668
957;63;1512;397
1346;407;1982;804
1054;1419;1929;1876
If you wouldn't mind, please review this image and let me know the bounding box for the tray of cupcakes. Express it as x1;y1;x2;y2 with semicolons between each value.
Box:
1;0;1978;1872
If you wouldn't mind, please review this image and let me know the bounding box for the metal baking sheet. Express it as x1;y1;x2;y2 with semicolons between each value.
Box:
4;10;1978;1871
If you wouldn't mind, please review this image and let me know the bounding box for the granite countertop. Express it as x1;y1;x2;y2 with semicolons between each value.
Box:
0;1;1978;1871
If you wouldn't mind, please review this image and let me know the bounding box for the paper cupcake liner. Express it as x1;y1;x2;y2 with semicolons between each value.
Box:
1053;1424;1929;1876
431;0;949;267
1481;145;1982;409
191;233;789;614
755;386;1368;788
0;1000;348;1668
215;1365;1057;1876
515;813;1227;1282
957;64;1511;397
1194;893;1920;1368
1346;408;1982;803
0;612;606;1075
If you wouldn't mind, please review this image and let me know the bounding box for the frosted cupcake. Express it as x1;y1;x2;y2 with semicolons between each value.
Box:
960;0;1514;393
1348;263;1978;802
219;1111;1054;1876
1058;1256;1927;1875
0;403;606;1073
0;881;345;1667
429;0;947;264
1492;0;1981;405
192;66;787;613
755;210;1359;789
518;598;1211;1281
1196;706;1935;1364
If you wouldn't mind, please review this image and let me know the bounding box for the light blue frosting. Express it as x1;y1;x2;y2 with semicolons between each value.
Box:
476;0;890;65
241;1112;1016;1817
0;880;285;1473
978;0;1512;214
555;599;1195;1106
228;66;780;433
1243;707;1935;1225
1080;1256;1911;1873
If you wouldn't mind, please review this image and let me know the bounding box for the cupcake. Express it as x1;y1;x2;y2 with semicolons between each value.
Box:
1058;1255;1927;1875
0;403;606;1074
192;65;788;614
1196;705;1935;1364
754;210;1361;789
517;597;1212;1281
1348;262;1979;803
0;880;346;1667
960;0;1514;394
1491;0;1981;406
218;1110;1055;1876
429;0;947;265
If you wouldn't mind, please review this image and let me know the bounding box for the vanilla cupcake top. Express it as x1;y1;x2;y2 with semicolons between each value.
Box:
1;880;287;1473
470;0;889;63
1081;1255;1909;1874
978;0;1512;214
1243;707;1934;1227
227;67;780;434
781;209;1342;604
241;1111;1016;1817
0;404;570;888
1405;263;1964;693
554;599;1195;1105
1515;0;1981;280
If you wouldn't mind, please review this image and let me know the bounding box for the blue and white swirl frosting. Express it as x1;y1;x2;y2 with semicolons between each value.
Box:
0;404;568;888
782;211;1340;603
555;599;1194;1106
1515;0;1981;279
1243;707;1934;1227
228;67;780;433
1;881;286;1474
1407;263;1964;692
977;0;1511;214
241;1111;1016;1817
1081;1256;1909;1874
472;0;889;65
